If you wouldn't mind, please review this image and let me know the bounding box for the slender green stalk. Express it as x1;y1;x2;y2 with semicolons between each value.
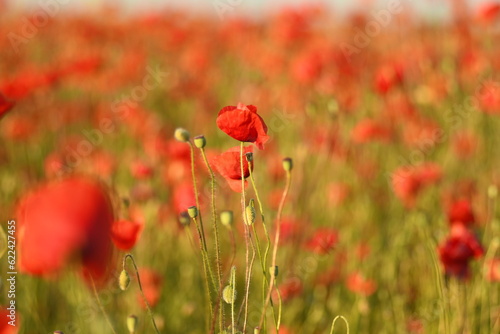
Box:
239;142;251;332
259;168;292;330
230;266;237;334
188;141;208;250
90;276;118;334
200;147;224;331
123;254;161;334
249;161;279;331
329;315;350;334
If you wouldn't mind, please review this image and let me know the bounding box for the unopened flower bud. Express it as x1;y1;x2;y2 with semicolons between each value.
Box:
119;270;131;291
222;285;236;304
174;128;190;142
179;211;190;226
269;265;278;278
127;315;138;334
245;152;253;162
188;206;198;218
282;158;293;172
194;135;206;148
53;331;64;334
245;199;256;225
220;211;233;228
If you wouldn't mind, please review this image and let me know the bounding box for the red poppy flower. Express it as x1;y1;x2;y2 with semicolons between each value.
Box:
111;220;143;251
346;272;377;296
16;177;114;284
305;228;339;255
447;199;475;226
211;145;253;192
438;223;484;279
476;2;500;24
485;258;500;282
274;278;303;302
0;93;14;119
172;181;197;214
351;119;392;143
216;103;269;150
0;307;18;334
137;268;163;308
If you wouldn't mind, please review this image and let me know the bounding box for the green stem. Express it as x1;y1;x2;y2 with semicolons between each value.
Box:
90;276;118;334
200;147;224;331
123;254;161;334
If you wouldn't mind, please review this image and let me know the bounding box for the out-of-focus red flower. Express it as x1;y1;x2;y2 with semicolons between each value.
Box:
305;228;339;255
172;182;197;214
351;119;392;143
346;272;376;296
0;308;18;334
16;177;114;284
211;145;253;192
316;267;342;286
275;278;303;301
0;93;14;119
328;182;350;207
476;2;500;24
484;258;500;282
406;317;424;334
137;268;162;308
216;103;269;150
131;160;154;179
438;223;484;279
476;81;500;114
374;62;404;95
447;199;475;226
291;50;323;85
452;131;478;159
279;217;302;243
111;220;143;251
392;163;442;207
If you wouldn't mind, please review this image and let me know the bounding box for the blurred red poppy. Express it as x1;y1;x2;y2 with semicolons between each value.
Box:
137;268;163;308
438;223;484;279
111;220;143;251
484;258;500;282
0;308;18;334
305;228;339;255
211;145;254;192
0;93;14;119
447;199;475;226
216;103;269;150
346;272;377;296
16;177;114;284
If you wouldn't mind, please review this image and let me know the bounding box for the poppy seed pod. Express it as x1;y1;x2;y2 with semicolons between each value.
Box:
194;135;206;148
127;315;138;333
222;285;236;304
119;269;131;291
220;211;234;228
245;152;253;162
245;199;256;225
269;266;278;277
283;158;293;172
188;206;198;218
174;128;190;142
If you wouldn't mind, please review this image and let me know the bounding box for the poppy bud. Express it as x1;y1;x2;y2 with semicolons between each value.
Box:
194;135;206;148
174;128;190;143
254;328;261;334
188;206;198;218
245;199;256;225
119;269;131;291
222;285;236;304
269;266;278;277
127;315;138;334
245;152;253;162
53;331;64;334
283;158;293;172
178;211;190;226
220;211;233;228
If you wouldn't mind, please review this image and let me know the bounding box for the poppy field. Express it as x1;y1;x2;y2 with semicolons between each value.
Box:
1;1;500;333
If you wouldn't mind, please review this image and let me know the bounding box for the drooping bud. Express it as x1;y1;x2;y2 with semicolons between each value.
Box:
282;157;293;172
245;152;253;162
174;128;190;143
178;211;190;226
220;211;234;228
188;206;198;218
119;269;131;291
127;315;138;334
245;199;256;225
222;285;236;304
194;135;207;148
269;265;278;278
